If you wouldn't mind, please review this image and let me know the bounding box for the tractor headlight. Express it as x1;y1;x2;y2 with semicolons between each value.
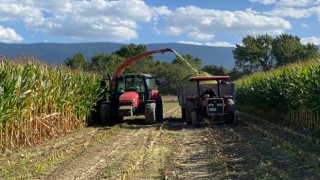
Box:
225;99;234;106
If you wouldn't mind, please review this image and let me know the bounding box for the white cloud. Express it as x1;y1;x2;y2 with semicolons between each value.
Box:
177;41;202;45
250;0;320;7
205;42;235;47
277;0;320;7
249;0;277;5
265;5;320;19
0;2;42;21
0;0;154;42
301;36;320;45
0;25;23;43
156;6;291;40
188;31;214;40
177;41;235;47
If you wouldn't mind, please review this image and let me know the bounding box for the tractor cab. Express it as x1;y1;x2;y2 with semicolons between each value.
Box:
113;73;159;102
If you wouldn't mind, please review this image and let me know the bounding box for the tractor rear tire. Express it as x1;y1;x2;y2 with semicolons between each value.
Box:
156;95;163;122
145;102;156;124
100;102;112;125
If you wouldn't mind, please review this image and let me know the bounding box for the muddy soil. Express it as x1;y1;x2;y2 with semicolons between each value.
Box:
1;102;320;179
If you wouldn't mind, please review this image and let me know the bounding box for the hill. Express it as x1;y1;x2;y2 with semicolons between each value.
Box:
0;42;236;69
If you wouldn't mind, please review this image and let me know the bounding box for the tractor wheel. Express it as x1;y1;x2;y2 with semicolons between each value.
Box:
191;111;198;127
145;102;156;124
100;102;112;125
86;110;96;126
156;95;163;122
181;107;186;121
185;102;194;125
232;113;239;126
225;113;238;125
115;116;124;123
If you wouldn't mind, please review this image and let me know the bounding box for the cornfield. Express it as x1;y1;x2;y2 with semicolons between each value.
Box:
236;59;320;130
0;56;102;154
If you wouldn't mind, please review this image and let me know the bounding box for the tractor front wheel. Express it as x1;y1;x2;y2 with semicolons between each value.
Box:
191;111;198;127
225;113;238;126
100;102;112;125
145;102;156;124
156;95;163;122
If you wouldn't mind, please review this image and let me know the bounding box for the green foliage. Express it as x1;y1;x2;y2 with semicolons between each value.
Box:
90;53;124;76
233;34;275;74
113;43;147;58
233;33;319;75
64;53;90;70
236;60;320;115
201;65;228;75
272;34;304;66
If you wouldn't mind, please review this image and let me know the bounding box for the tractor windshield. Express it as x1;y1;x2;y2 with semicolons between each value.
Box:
116;77;146;93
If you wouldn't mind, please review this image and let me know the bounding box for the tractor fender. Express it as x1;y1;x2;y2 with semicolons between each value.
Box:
151;90;159;101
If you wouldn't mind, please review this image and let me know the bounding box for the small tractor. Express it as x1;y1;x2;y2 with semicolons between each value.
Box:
177;75;238;126
96;48;174;125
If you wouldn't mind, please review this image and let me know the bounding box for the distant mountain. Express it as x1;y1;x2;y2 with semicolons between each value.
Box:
0;42;236;69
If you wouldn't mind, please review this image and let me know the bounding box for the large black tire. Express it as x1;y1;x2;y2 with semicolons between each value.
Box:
191;111;198;127
181;108;186;120
185;102;194;125
86;109;97;126
156;95;163;122
225;113;238;125
100;102;112;125
145;102;156;124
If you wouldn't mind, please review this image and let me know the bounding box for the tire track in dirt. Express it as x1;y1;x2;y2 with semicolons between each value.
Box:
205;113;320;179
40;103;181;180
44;125;156;180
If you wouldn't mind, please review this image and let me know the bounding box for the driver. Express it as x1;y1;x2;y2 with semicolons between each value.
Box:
127;78;139;91
202;86;216;98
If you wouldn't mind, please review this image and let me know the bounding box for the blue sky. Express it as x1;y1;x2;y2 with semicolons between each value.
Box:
0;0;319;47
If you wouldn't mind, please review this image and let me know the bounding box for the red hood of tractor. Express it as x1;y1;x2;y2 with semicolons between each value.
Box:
119;91;140;107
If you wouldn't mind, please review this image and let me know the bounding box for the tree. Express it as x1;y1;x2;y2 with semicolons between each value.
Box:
233;33;319;74
272;34;319;66
64;53;90;70
113;43;147;58
90;53;124;76
112;44;153;73
233;34;275;74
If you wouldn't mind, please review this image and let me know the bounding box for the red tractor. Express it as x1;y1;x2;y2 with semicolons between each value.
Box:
177;75;238;126
99;73;163;124
97;48;173;125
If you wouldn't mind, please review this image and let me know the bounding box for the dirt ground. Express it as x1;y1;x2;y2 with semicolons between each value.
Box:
1;102;320;179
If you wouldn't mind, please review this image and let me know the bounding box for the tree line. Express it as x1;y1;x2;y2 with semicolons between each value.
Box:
233;33;319;74
64;44;232;94
64;34;319;94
